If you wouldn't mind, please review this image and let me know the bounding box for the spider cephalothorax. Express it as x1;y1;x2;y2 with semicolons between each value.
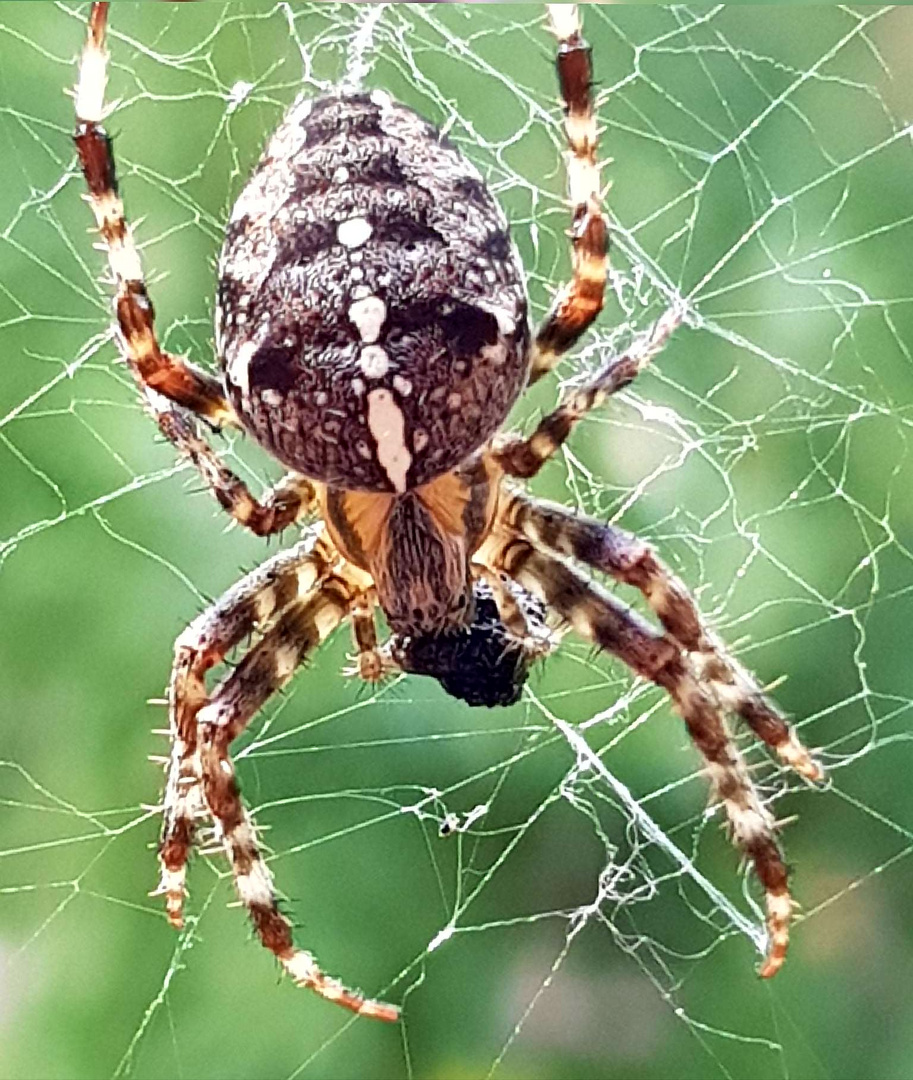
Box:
74;1;824;1025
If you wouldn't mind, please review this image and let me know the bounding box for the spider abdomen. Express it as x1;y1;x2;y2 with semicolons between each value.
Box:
216;91;530;492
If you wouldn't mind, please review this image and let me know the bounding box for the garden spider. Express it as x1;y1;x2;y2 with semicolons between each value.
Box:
74;2;824;1022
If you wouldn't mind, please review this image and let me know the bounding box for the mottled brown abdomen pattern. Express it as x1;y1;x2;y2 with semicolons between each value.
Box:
216;91;530;492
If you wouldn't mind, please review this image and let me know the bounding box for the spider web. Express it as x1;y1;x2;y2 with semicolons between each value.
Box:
2;4;912;1078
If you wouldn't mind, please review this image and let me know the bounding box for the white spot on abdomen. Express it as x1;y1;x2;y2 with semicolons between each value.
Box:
366;388;412;492
348;295;387;343
481;338;509;367
266;111;309;159
337;217;373;249
359;345;390;379
370;89;393;110
226;340;258;398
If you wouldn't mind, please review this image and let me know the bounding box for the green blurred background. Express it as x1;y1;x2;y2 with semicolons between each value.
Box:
2;4;912;1079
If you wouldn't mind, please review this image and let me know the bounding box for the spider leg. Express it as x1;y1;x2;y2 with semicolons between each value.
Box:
158;532;339;926
501;491;824;781
346;590;399;683
74;4;229;424
74;4;314;537
154;400;319;536
531;5;608;384
186;568;399;1020
485;533;794;978
495;308;680;478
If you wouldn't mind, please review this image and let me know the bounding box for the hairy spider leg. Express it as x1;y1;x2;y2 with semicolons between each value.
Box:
484;533;794;978
74;2;313;537
155;403;318;536
159;534;339;925
192;567;399;1020
531;4;608;382
167;544;399;1020
502;492;825;782
496;308;680;479
73;1;228;423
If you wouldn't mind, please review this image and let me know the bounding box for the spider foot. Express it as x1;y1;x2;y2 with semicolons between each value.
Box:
279;949;401;1022
776;728;825;783
706;661;826;783
758;887;792;979
342;648;397;683
151;864;187;929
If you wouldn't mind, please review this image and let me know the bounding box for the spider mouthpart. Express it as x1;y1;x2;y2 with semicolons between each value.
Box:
394;580;547;708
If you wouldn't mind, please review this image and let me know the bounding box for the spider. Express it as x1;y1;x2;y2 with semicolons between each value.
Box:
73;2;824;1022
